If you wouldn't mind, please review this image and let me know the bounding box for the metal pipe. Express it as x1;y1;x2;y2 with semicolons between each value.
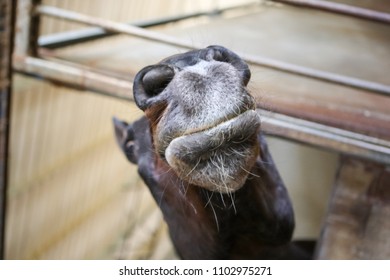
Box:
35;5;390;97
13;56;390;165
39;12;212;49
36;5;203;50
258;109;390;165
271;0;390;24
242;53;390;97
13;56;133;102
38;2;259;49
261;109;390;148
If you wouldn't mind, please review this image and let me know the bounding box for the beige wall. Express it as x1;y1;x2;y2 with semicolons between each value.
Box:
6;75;158;259
266;137;338;239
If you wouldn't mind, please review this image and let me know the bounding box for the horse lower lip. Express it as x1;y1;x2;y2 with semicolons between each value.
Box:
165;110;260;163
164;109;260;192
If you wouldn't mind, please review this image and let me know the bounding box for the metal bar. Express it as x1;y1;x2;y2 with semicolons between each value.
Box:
35;5;390;97
36;5;204;50
261;109;390;148
12;56;390;165
38;2;259;49
0;0;16;260
39;12;211;49
242;53;390;97
259;109;390;165
271;0;390;24
13;56;133;102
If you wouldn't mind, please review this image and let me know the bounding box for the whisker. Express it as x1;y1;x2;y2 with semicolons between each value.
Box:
209;201;220;232
186;156;201;176
229;191;237;214
240;166;261;178
204;190;214;208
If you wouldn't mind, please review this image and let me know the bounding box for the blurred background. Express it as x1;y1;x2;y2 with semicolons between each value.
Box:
3;0;390;259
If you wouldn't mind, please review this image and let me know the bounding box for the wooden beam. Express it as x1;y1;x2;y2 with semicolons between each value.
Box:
316;156;390;259
0;0;16;260
14;0;41;57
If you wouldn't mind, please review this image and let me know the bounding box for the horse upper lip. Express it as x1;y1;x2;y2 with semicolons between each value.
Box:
180;109;260;138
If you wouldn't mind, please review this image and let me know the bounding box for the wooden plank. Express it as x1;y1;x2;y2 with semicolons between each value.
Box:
14;0;41;57
0;0;16;260
316;156;390;259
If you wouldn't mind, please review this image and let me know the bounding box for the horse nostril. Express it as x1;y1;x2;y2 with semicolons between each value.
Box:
143;65;175;97
205;45;251;86
133;64;175;110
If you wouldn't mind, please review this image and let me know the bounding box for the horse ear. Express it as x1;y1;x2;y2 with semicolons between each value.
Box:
112;117;137;164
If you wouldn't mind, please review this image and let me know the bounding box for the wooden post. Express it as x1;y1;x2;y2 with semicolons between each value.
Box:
316;156;390;259
0;0;16;260
14;0;41;57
